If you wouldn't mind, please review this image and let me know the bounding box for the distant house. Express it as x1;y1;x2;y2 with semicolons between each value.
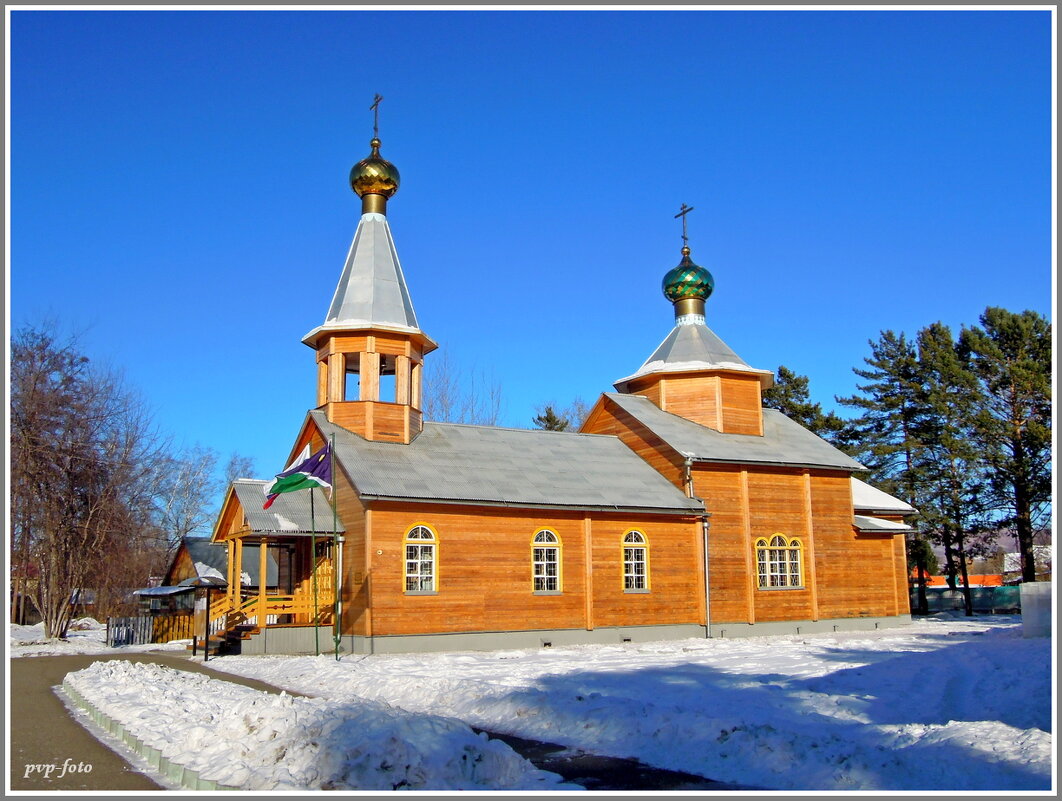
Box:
163;536;278;590
135;537;279;616
1003;546;1053;583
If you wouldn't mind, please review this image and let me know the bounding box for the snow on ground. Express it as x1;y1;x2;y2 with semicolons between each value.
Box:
8;618;190;658
64;661;569;791
205;614;1054;791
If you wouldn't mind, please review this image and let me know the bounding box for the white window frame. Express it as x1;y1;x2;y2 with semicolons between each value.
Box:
404;525;437;594
532;530;561;594
623;530;649;593
755;535;804;589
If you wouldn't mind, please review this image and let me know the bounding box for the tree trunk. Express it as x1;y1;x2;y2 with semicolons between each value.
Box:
942;537;958;591
1014;464;1037;583
955;528;974;617
915;553;929;615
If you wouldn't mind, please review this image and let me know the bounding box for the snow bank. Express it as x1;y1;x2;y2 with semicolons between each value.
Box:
209;616;1052;791
63;661;568;791
8;620;189;658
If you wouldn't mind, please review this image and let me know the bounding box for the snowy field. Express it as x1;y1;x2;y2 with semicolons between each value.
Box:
205;615;1054;792
8;614;1055;791
8;618;189;658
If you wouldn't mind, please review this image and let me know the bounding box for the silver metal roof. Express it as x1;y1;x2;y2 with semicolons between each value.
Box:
603;393;866;472
302;212;421;345
615;320;774;390
309;410;704;514
233;480;345;535
135;584;193;596
850;477;917;514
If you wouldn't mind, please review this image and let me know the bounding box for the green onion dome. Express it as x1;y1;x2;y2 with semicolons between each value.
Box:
662;246;714;303
350;138;400;198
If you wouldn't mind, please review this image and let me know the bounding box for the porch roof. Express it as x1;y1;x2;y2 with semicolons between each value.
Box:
232;480;346;535
134;585;192;597
853;515;912;534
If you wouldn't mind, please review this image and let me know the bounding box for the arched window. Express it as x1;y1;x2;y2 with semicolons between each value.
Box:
755;535;803;588
404;525;437;593
531;530;561;593
623;530;650;592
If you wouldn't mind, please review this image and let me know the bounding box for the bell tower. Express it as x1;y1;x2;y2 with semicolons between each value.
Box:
614;206;773;435
302;98;436;443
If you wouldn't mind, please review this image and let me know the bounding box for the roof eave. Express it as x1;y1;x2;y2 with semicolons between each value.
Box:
358;494;706;516
687;455;864;473
301;322;439;353
613;363;775;392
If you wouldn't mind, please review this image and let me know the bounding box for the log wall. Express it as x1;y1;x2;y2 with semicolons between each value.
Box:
361;502;704;636
334;461;370;636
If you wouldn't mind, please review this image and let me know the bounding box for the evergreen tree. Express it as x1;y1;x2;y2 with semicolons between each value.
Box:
914;322;993;615
836;331;933;613
959;308;1052;583
532;406;570;431
761;366;847;441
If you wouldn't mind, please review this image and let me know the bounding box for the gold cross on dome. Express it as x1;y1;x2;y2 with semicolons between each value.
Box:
370;94;383;138
674;203;695;248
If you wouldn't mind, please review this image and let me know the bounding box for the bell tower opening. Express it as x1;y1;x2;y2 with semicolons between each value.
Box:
379;355;397;404
345;358;360;402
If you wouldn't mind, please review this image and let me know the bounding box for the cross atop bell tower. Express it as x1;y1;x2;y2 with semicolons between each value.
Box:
675;203;694;249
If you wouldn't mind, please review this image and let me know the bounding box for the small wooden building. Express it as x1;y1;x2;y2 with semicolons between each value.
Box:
207;134;914;655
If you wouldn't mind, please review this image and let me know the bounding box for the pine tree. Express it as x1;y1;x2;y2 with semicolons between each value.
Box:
836;331;934;613
836;332;924;487
959;308;1052;583
914;322;993;615
532;406;570;431
761;366;847;441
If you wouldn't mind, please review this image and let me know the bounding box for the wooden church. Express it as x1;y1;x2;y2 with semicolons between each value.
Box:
208;124;915;656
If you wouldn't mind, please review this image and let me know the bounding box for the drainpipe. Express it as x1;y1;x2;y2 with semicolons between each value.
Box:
683;453;712;639
701;513;712;638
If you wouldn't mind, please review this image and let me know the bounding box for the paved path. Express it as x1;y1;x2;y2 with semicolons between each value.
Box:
9;651;303;791
10;650;751;792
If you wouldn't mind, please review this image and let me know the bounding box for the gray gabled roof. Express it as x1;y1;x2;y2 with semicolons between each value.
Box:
309;410;704;514
302;212;422;345
615;320;774;391
233;480;345;535
604;392;866;472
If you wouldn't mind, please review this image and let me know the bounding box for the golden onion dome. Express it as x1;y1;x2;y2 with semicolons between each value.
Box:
349;138;400;198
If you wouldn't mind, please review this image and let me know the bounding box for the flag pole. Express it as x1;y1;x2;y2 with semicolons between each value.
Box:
311;488;319;657
331;433;341;661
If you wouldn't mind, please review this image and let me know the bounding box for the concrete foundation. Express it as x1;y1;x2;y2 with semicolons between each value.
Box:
238;615;912;656
710;614;912;639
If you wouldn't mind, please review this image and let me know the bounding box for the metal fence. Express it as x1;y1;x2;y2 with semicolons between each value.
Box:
106;613;197;646
911;586;1022;614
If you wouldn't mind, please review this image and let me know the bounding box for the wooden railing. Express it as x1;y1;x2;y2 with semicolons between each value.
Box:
207;557;335;632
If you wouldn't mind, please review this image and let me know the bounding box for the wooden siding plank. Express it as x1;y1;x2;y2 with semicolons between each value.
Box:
802;470;820;620
740;469;756;624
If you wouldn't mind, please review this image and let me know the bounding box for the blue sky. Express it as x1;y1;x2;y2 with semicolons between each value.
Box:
9;8;1054;481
